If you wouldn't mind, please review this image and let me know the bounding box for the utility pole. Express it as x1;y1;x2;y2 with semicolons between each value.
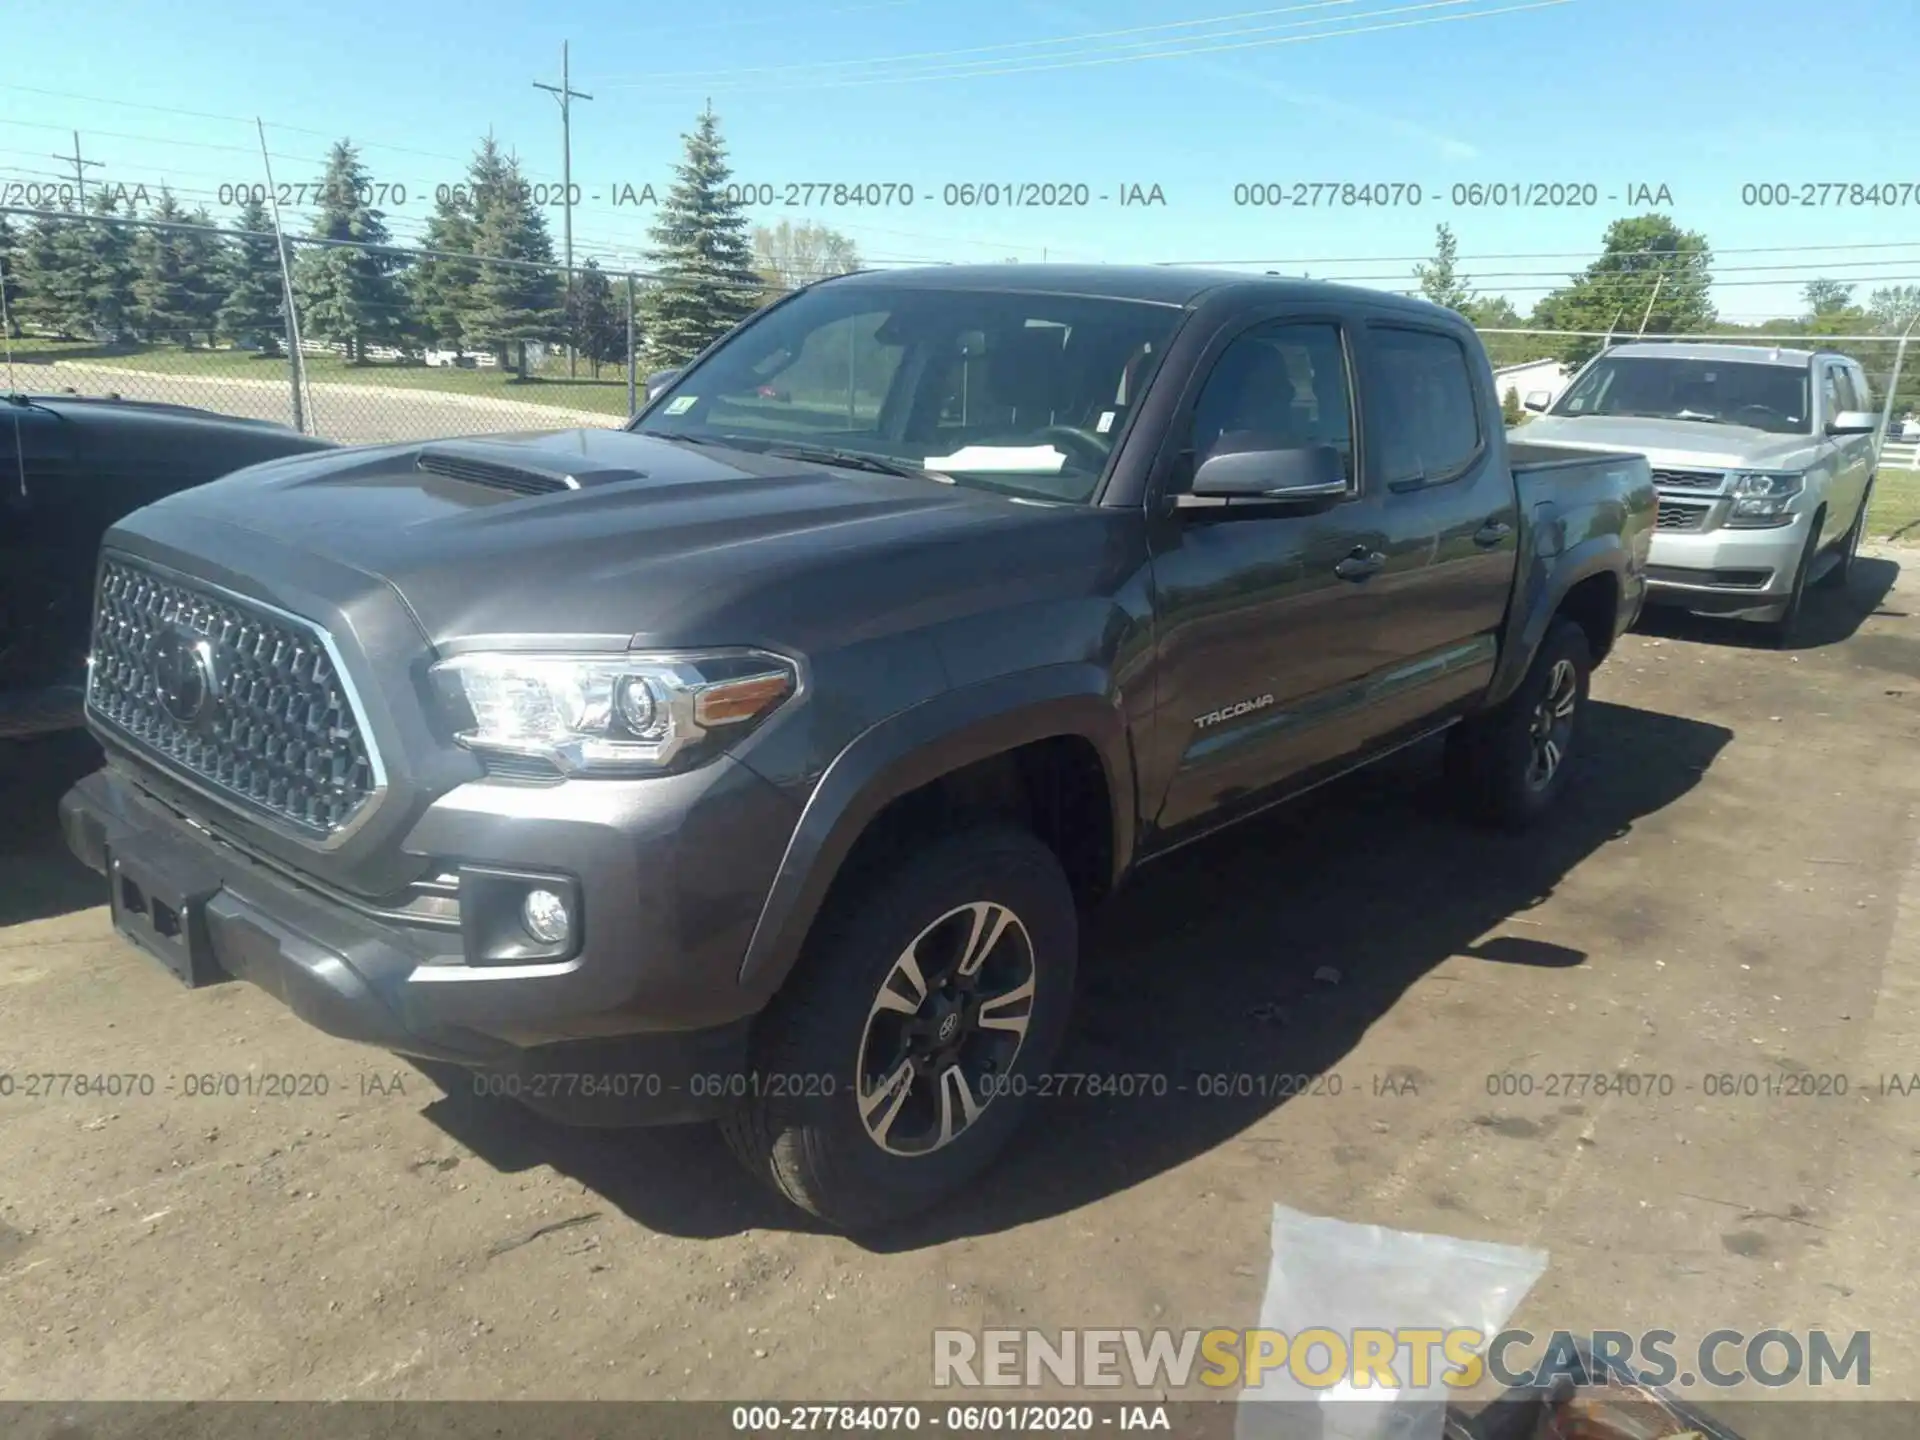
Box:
535;41;592;378
52;130;103;207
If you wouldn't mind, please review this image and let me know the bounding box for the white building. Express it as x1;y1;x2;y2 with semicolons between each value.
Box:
1492;358;1573;408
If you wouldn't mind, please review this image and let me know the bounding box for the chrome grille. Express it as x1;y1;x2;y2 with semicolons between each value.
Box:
1650;468;1726;493
1655;500;1713;532
86;557;381;838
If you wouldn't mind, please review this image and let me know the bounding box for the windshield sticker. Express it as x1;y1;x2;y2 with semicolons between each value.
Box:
663;395;697;415
1096;410;1116;434
921;444;1068;474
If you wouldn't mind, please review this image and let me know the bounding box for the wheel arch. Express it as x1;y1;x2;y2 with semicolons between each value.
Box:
1486;539;1629;708
736;664;1136;1001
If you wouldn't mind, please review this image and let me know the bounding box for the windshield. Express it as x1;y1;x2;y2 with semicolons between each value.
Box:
1551;354;1812;435
632;284;1185;502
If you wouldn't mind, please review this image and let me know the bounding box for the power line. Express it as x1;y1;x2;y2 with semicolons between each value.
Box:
534;41;594;378
1170;239;1920;266
595;0;1359;85
50;130;102;207
622;0;1573;93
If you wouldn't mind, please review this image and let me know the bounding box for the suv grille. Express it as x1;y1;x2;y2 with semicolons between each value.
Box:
1655;500;1714;532
86;557;381;838
1650;468;1726;492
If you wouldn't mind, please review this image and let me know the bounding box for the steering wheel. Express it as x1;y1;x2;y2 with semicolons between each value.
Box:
1033;425;1111;470
1731;404;1780;425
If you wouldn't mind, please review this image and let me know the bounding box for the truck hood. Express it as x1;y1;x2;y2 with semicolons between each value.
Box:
127;427;1118;653
1518;414;1824;472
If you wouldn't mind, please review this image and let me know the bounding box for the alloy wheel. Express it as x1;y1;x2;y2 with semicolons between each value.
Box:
1525;658;1578;790
854;901;1037;1156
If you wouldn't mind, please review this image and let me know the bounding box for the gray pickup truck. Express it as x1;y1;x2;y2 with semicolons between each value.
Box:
59;266;1653;1228
1520;341;1879;644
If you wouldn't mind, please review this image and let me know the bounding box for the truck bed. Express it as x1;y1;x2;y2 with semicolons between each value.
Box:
1507;438;1646;474
1510;439;1654;524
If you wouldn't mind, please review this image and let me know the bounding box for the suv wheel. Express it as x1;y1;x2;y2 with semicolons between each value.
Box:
719;824;1077;1230
1446;618;1591;830
1763;520;1823;648
1815;485;1870;591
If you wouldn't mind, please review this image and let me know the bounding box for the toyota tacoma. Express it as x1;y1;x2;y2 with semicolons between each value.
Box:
59;266;1654;1227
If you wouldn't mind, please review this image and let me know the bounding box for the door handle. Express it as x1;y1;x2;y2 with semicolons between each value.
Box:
1334;547;1386;582
1473;519;1513;548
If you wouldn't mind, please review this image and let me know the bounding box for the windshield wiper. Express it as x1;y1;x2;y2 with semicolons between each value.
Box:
762;444;949;482
639;430;764;450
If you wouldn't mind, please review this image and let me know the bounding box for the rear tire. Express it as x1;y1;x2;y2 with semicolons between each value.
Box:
1446;619;1591;831
719;824;1077;1231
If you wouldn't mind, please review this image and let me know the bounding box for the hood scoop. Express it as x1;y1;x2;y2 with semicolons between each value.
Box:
415;442;646;497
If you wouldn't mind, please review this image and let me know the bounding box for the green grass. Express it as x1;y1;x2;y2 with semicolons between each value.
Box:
6;338;638;417
1867;467;1920;543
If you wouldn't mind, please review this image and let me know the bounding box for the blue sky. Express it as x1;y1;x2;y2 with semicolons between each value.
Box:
4;0;1917;321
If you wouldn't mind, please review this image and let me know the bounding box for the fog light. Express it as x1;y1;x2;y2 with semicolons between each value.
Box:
521;888;572;945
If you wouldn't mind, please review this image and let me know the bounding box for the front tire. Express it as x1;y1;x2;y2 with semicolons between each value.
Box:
719;824;1078;1230
1446;619;1591;830
1762;520;1823;648
1815;485;1870;591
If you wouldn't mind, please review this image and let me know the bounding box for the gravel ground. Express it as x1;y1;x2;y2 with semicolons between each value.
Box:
1;549;1916;1419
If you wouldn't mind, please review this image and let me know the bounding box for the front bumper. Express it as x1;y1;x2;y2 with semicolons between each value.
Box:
1641;508;1812;618
60;759;798;1126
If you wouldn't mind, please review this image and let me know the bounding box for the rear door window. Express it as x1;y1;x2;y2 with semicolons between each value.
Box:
1365;327;1482;486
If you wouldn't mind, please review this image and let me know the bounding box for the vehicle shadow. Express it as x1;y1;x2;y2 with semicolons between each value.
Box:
0;729;106;926
1634;553;1897;650
423;699;1734;1245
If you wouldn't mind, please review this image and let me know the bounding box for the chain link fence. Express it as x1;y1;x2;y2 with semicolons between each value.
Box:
5;208;1918;479
0;206;784;444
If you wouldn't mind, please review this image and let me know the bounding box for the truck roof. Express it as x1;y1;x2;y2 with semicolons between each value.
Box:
825;262;1452;319
1598;339;1842;367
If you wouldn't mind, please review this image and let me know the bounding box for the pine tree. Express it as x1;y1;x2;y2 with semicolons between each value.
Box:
13;210;73;337
218;195;288;353
0;214;22;337
1414;224;1474;313
462;151;563;378
131;188;199;345
179;205;228;345
565;258;622;378
76;191;139;341
292;139;405;362
406;181;478;352
640;105;761;366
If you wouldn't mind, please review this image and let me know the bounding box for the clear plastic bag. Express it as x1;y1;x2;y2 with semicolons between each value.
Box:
1236;1203;1549;1440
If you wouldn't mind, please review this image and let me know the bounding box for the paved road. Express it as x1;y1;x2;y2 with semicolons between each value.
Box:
2;553;1917;1421
29;360;620;444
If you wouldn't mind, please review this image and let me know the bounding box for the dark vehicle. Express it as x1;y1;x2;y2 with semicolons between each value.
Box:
2;393;335;738
58;267;1654;1228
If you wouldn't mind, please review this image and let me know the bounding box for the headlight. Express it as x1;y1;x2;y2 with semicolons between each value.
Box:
429;648;798;775
1726;471;1804;528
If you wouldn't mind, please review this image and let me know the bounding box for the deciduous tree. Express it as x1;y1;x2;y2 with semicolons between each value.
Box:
1532;215;1715;367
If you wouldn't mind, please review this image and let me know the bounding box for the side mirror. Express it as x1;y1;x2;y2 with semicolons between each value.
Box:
645;368;681;400
1181;441;1347;507
1827;409;1877;436
1522;390;1552;414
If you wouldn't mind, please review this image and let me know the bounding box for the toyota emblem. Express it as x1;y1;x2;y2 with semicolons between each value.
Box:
152;627;217;727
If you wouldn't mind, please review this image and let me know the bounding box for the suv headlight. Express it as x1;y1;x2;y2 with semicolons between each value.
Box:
1726;471;1804;528
429;648;798;775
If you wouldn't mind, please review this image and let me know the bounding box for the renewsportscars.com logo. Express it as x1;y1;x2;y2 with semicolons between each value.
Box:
932;1327;1872;1392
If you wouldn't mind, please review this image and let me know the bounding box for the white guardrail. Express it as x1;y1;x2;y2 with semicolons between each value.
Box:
1881;441;1920;470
